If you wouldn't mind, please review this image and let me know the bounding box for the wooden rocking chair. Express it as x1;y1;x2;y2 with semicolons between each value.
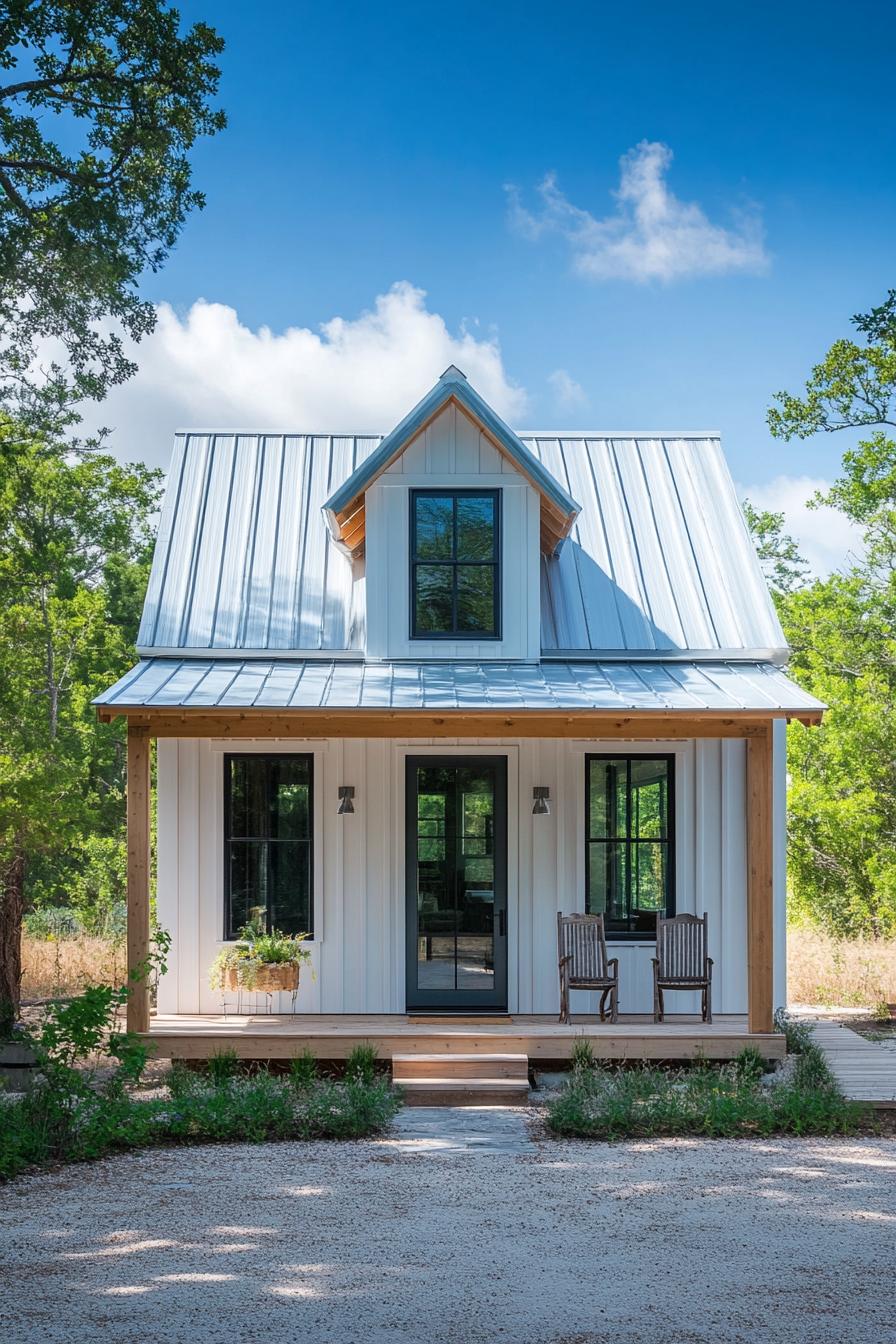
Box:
652;913;713;1023
557;913;619;1024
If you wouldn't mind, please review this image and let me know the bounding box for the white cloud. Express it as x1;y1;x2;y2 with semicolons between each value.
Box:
548;368;588;413
739;474;864;578
507;141;768;283
81;282;528;467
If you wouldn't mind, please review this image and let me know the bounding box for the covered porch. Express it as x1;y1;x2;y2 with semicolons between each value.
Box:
94;684;822;1052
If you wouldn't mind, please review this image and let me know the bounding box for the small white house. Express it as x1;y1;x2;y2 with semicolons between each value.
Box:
96;366;823;1061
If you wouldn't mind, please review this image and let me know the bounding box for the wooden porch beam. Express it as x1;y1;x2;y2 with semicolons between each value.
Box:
96;708;815;740
746;726;774;1034
126;725;151;1034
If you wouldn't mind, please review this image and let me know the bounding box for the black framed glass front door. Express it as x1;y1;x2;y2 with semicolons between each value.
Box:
405;756;508;1010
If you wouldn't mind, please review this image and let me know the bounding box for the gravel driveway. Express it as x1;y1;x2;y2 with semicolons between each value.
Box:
1;1129;894;1344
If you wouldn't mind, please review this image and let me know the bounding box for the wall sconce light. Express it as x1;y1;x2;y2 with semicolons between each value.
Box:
337;786;355;815
532;786;550;816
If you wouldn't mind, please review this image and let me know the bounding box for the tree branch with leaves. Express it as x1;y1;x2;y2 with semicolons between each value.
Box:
0;0;225;437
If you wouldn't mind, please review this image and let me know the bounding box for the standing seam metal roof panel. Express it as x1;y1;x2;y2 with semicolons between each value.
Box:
136;429;787;658
94;659;824;713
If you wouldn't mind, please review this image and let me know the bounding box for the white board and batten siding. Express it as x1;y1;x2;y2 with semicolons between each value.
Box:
155;730;786;1018
365;403;542;661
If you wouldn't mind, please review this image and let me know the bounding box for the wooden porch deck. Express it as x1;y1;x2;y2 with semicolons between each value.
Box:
143;1012;786;1062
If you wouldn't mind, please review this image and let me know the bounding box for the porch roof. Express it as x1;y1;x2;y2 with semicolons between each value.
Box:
94;657;824;718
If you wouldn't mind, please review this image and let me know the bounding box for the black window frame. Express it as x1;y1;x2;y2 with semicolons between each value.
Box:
409;488;501;640
223;752;314;941
584;753;675;941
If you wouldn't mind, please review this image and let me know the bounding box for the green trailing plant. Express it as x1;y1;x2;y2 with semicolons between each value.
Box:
208;921;312;992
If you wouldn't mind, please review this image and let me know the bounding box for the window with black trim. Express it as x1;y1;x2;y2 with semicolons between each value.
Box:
224;754;313;939
410;490;500;638
585;755;674;938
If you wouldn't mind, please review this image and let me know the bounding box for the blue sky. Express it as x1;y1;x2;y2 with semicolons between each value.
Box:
103;0;896;571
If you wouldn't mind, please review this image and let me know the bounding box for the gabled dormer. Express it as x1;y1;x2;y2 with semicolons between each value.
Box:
322;366;581;660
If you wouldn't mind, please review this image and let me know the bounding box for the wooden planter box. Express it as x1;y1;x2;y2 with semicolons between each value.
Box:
223;963;300;994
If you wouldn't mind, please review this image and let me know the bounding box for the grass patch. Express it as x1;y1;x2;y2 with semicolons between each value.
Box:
546;1019;865;1140
1;1057;400;1182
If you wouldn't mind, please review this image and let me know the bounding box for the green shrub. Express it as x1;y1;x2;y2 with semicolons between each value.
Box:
167;1060;196;1100
207;1048;240;1088
733;1046;766;1083
547;1023;864;1141
774;1009;814;1054
0;1063;400;1182
23;906;81;939
345;1043;378;1084
289;1049;318;1089
570;1036;595;1073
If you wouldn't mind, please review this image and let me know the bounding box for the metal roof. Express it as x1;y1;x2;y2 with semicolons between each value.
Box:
530;433;782;655
137;428;787;660
95;658;823;716
322;365;581;552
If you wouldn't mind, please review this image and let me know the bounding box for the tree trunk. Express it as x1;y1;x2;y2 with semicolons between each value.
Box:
0;849;25;1034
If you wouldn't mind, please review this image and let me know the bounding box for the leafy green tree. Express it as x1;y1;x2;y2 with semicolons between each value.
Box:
0;423;162;1028
767;291;896;937
0;0;224;434
741;501;809;596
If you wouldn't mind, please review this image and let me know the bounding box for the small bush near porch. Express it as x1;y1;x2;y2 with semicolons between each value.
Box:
0;979;399;1183
545;1018;865;1140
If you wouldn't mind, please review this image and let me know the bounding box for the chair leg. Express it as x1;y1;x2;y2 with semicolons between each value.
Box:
559;980;569;1025
610;983;618;1025
704;984;712;1024
653;975;661;1024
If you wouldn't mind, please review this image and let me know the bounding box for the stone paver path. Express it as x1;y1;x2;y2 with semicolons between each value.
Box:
383;1104;535;1154
812;1020;896;1106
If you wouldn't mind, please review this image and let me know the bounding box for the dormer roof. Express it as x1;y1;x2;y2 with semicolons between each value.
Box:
321;366;581;557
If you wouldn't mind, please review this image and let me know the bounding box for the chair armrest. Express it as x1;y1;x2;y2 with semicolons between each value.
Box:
608;957;619;976
651;957;659;968
559;954;572;968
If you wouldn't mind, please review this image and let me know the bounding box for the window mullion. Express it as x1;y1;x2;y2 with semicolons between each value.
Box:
451;495;458;632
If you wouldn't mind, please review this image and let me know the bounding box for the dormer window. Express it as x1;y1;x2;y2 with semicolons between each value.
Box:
410;489;500;639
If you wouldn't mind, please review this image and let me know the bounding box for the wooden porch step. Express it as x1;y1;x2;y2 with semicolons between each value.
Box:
397;1078;531;1107
392;1052;530;1106
392;1052;528;1081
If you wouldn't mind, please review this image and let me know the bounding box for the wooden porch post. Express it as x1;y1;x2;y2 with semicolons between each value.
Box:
126;725;151;1034
746;726;774;1033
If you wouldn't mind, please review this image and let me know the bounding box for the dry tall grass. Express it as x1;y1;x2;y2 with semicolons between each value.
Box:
21;934;126;1002
787;926;896;1010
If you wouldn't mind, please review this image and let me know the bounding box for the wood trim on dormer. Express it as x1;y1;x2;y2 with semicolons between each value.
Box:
322;370;580;558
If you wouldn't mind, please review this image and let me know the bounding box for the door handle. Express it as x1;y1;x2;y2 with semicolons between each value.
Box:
498;909;506;937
